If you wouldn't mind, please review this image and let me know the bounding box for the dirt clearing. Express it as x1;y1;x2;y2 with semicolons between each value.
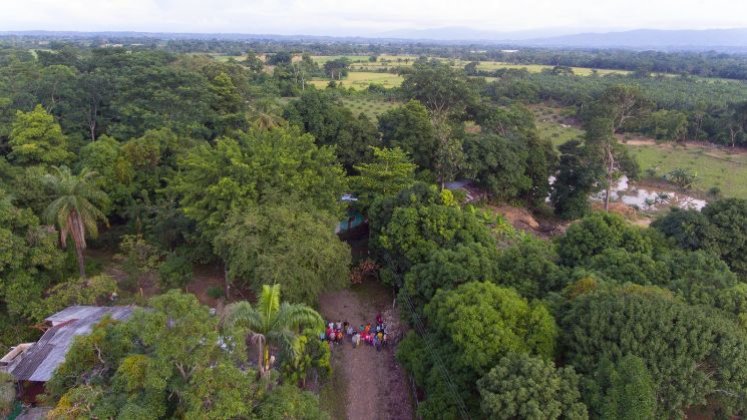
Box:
318;281;414;420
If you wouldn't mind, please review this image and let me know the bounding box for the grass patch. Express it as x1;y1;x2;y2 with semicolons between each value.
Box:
218;53;633;78
340;97;400;121
319;353;348;419
475;61;629;76
632;144;747;199
533;105;747;199
314;54;419;69
532;105;584;147
309;72;405;91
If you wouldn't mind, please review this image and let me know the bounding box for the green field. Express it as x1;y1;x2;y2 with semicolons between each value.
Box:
532;105;747;199
309;71;404;90
211;53;246;62
216;53;633;78
630;143;747;199
475;61;629;76
532;105;584;146
340;96;400;120
313;54;418;67
335;55;630;76
311;54;373;64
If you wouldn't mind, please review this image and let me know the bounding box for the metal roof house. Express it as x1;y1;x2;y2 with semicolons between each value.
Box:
0;306;134;401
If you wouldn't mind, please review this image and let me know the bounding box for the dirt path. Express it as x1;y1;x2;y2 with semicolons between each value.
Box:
318;285;414;420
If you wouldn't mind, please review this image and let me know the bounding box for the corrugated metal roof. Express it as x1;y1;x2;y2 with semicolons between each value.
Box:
9;306;134;382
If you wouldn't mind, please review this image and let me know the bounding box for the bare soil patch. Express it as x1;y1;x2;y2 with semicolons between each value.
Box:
490;204;567;238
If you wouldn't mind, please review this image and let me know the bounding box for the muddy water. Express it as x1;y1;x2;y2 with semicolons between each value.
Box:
593;176;706;211
548;175;707;211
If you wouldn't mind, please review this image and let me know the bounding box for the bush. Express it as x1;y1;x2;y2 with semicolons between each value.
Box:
207;286;224;300
115;234;162;288
158;253;193;290
665;168;697;190
0;371;15;417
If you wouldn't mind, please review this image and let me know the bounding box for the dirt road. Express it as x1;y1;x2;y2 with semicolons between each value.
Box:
318;285;414;420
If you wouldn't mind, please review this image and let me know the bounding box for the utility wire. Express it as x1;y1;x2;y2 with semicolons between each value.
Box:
398;287;471;420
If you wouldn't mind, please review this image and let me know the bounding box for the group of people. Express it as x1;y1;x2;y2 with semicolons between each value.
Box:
321;313;389;352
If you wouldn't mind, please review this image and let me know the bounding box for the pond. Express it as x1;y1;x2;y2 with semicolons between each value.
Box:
592;176;707;211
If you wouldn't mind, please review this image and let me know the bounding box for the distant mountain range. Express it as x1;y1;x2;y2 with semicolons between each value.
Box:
377;27;747;50
5;28;747;51
376;27;581;41
518;28;747;49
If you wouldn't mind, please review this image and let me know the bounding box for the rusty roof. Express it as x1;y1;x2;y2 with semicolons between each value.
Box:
9;306;134;382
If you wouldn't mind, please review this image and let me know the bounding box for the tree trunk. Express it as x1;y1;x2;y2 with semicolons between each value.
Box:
224;265;231;300
257;338;264;375
76;244;86;279
89;120;96;142
88;103;98;141
604;143;615;212
604;181;611;212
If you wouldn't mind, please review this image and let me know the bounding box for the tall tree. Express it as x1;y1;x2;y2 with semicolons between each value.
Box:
595;355;656;420
588;85;651;133
43;166;108;278
283;90;379;171
400;58;473;117
214;205;350;305
701;198;747;276
352;146;417;211
551;140;603;219
584;117;639;212
397;281;558;417
432;119;465;188
171;126;346;244
378;100;438;173
398;60;475;186
9;104;72;166
562;288;747;417
323;58;350;80
477;353;588;420
225;284;323;375
0;189;67;334
463;133;531;201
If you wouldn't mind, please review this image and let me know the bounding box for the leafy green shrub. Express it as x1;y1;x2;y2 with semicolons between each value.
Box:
158;253;193;290
116;234;162;289
665;168;697;190
207;286;224;300
0;371;16;417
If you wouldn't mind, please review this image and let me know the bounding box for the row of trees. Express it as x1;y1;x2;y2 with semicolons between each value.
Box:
473;48;747;81
485;69;747;147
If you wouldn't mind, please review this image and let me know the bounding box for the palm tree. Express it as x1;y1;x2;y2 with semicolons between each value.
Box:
249;98;283;130
43;166;108;278
225;284;323;375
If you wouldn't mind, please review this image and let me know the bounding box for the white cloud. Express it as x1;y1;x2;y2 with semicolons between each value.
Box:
1;0;746;35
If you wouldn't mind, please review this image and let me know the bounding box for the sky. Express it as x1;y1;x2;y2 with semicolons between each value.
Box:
2;0;747;37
